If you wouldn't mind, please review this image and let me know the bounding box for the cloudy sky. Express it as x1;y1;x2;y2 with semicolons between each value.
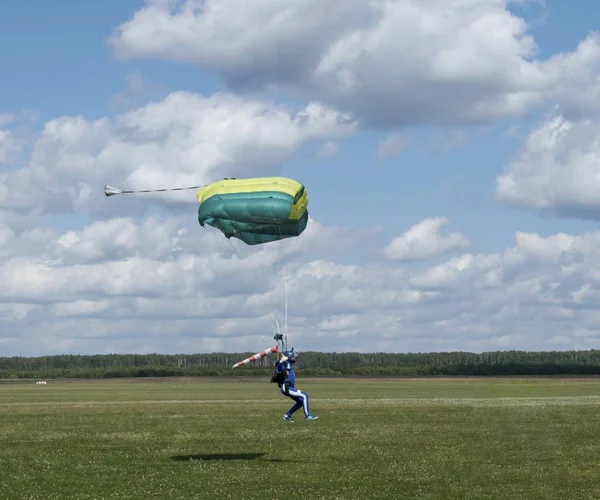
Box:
2;0;600;356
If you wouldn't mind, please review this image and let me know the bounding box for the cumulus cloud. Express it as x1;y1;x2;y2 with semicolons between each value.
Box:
54;300;111;317
0;210;369;349
108;0;372;87
546;32;600;120
0;91;355;217
0;129;15;165
0;223;15;248
384;217;470;261
51;216;189;264
4;207;600;354
108;0;600;127
6;1;600;357
0;111;35;166
262;228;600;352
496;115;600;218
409;253;502;290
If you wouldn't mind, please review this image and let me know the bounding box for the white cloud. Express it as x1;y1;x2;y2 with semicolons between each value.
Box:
111;71;168;111
276;228;600;352
503;125;522;139
0;129;15;164
0;112;31;166
409;253;502;289
496;115;600;218
108;0;600;127
0;223;15;247
376;132;409;159
0;211;360;319
546;32;600;120
51;216;188;264
6;3;600;357
4;210;600;354
384;217;470;261
0;113;15;127
317;314;361;333
0;303;36;321
0;110;39;168
108;0;371;86
315;141;339;159
0;92;355;217
54;300;111;317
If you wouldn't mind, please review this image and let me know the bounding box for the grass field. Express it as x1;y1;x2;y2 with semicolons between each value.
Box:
2;377;600;499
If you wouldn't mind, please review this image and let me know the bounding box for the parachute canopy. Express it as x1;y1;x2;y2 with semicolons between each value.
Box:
197;177;308;245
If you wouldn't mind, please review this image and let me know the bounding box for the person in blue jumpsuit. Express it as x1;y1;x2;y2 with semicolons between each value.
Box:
276;349;318;422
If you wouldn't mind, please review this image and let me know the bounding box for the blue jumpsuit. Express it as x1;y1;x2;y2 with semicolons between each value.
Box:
276;353;316;420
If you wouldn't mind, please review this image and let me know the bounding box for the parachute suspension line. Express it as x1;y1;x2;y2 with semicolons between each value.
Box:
104;184;206;196
272;237;285;342
284;275;288;336
275;225;289;346
278;227;288;336
226;236;280;337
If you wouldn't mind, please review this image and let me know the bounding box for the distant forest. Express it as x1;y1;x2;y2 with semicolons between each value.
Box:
2;350;600;379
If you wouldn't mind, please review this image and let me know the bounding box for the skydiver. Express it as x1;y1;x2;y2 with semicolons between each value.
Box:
273;349;318;422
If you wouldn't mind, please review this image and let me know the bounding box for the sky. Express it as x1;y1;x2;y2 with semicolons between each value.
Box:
2;0;600;356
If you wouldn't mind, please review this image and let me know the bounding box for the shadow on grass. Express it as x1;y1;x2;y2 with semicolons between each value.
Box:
171;453;295;463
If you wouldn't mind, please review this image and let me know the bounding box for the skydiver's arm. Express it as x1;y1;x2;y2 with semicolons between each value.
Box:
276;361;290;376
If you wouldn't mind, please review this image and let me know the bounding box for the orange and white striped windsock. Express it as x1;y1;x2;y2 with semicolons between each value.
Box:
232;345;279;368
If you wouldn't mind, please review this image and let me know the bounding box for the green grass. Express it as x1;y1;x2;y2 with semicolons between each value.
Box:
2;377;600;499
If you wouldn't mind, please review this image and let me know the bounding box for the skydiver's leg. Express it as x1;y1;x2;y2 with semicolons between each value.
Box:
286;399;303;416
281;383;303;416
286;387;310;417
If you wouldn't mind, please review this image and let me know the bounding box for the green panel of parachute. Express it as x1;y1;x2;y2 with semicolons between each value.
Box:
196;177;309;246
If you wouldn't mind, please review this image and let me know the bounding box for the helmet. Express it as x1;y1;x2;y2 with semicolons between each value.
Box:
284;349;298;362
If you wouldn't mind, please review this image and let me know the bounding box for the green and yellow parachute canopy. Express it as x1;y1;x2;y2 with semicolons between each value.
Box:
196;177;308;246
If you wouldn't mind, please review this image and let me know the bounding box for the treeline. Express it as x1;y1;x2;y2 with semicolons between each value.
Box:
2;350;600;379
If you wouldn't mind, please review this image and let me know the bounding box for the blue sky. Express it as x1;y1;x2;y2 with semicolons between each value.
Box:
2;0;600;356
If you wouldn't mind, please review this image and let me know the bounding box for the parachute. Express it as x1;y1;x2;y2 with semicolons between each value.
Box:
196;177;308;347
104;175;307;360
196;177;308;246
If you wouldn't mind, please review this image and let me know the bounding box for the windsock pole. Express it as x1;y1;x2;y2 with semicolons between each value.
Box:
232;345;279;369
